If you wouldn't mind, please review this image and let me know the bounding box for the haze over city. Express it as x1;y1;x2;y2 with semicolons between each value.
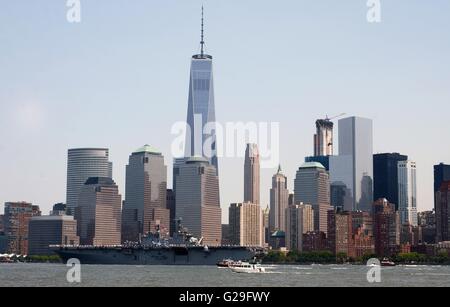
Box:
1;1;450;222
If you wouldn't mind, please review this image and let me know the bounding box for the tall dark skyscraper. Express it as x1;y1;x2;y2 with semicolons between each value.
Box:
434;163;450;195
184;7;218;175
373;153;408;209
436;181;450;242
434;163;450;230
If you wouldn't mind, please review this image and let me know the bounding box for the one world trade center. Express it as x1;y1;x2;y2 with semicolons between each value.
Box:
184;7;219;175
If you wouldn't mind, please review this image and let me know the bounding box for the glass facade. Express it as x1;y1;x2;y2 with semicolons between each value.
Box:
66;148;113;215
373;153;408;209
330;117;373;212
398;161;418;226
184;56;218;175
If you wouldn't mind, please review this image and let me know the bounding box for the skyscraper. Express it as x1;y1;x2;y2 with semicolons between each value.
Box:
262;205;270;245
244;144;260;205
0;214;4;234
434;163;450;193
66;148;113;215
330;182;352;211
436;181;450;242
175;157;221;245
373;153;408;209
166;189;176;236
122;145;169;242
228;202;263;247
76;177;122;246
330;117;373;212
3;202;41;255
285;203;314;252
269;165;289;232
294;162;332;234
434;163;450;215
314;119;334;157
398;161;418;226
184;8;218;175
0;215;6;253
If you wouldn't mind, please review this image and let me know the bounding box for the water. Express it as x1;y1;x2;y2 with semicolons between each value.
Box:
1;263;449;287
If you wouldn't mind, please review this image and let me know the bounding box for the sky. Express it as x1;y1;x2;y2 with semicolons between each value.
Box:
1;0;450;222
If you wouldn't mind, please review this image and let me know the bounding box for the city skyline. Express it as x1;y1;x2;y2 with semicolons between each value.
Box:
1;1;450;221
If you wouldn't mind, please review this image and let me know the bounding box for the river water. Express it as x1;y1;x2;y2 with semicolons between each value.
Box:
0;263;448;287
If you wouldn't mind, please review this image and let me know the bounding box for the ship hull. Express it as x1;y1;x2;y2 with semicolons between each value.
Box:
55;246;257;265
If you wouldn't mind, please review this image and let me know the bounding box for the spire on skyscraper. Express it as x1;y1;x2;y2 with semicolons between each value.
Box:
200;6;205;57
277;164;283;174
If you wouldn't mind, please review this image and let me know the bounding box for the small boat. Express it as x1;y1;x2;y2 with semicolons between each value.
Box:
229;262;266;274
381;258;396;267
217;259;235;268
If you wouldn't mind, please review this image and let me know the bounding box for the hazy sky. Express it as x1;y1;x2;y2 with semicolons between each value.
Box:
1;1;449;222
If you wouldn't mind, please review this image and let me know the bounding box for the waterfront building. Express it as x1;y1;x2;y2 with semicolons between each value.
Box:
269;165;289;233
329;117;373;212
175;157;221;245
352;227;375;258
373;198;400;257
302;231;327;252
434;163;450;236
122;145;169;242
373;153;408;209
66;148;113;215
398;161;418;226
327;210;354;258
418;210;436;244
75;177;122;246
28;214;79;255
3;202;41;255
436;181;450;242
285;203;314;252
229;202;263;247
